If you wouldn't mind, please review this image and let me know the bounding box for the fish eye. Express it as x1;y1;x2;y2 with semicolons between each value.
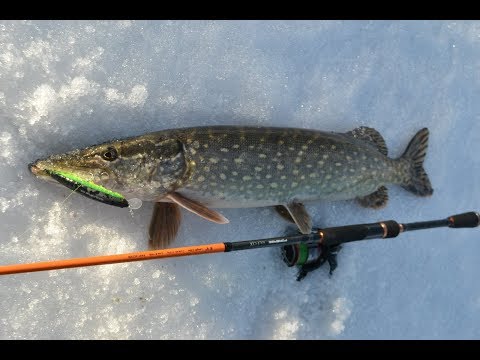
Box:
102;147;118;161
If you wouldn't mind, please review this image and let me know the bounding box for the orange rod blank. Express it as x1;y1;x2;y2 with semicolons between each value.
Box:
0;243;226;275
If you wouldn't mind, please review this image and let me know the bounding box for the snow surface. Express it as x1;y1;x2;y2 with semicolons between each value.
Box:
0;20;479;339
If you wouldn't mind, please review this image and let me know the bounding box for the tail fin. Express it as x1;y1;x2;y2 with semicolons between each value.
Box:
400;128;433;196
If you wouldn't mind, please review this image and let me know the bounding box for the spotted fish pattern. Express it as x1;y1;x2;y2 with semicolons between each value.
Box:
178;127;409;205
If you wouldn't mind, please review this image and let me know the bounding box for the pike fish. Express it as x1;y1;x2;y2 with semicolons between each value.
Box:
29;126;433;249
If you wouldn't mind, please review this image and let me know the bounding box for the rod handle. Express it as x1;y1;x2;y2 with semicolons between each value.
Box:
320;220;401;246
448;212;480;228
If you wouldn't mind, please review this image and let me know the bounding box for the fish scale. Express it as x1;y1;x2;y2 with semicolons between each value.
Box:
176;127;399;207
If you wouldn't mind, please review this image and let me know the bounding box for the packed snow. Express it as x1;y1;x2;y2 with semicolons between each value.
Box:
0;20;479;339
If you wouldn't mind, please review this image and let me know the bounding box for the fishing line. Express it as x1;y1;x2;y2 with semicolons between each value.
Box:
15;185;81;240
15;180;83;245
56;173;109;232
59;183;83;205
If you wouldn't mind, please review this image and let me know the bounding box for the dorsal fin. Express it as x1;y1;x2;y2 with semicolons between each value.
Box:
345;127;388;156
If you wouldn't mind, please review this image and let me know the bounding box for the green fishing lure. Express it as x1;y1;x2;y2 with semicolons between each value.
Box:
47;169;129;208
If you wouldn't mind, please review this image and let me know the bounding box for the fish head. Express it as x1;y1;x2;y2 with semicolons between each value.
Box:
29;136;190;207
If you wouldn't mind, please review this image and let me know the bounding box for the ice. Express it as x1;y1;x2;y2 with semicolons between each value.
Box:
104;84;148;107
27;84;57;124
0;20;479;339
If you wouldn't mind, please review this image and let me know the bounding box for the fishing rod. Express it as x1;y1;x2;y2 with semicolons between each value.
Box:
0;211;478;279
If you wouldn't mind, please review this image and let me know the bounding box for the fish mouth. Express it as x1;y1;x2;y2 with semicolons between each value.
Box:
30;163;129;208
29;163;47;177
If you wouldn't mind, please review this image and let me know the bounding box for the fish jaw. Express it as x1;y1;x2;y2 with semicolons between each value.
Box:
29;157;130;207
29;162;51;180
29;155;113;188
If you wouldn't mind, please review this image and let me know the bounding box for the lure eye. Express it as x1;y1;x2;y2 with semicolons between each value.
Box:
102;147;118;161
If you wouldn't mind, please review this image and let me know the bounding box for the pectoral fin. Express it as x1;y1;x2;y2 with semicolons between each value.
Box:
283;201;312;234
166;192;229;224
357;186;389;209
148;202;182;249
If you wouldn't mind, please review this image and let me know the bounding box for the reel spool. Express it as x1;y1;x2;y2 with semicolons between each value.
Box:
282;242;322;267
280;227;341;281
